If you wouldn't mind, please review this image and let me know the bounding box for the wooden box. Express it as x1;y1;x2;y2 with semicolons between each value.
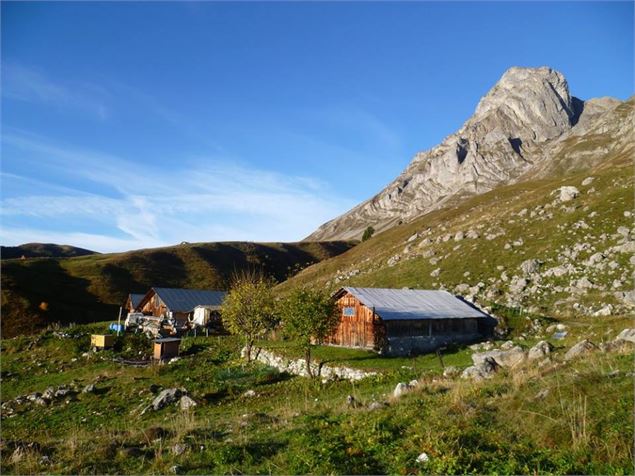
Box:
153;338;181;360
91;334;114;349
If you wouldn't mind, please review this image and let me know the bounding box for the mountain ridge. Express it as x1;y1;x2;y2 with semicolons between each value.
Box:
306;66;630;241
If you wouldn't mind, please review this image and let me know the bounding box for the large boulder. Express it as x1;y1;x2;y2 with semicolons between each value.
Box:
564;340;597;361
527;340;552;360
556;186;580;202
152;388;183;411
461;357;498;381
472;346;526;368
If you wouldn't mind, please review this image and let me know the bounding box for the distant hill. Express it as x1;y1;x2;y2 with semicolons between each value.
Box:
1;240;354;337
1;243;97;259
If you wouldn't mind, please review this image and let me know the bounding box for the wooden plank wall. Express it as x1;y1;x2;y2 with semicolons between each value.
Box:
325;291;378;349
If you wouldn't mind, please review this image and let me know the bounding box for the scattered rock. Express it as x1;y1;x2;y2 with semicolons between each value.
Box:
520;259;541;275
367;401;387;411
242;389;257;398
564;340;597;361
461;357;498;381
152;388;183;411
593;304;613;317
528;341;552;361
556;186;580;202
179;396;197;411
535;388;550;400
171;444;187;456
82;384;96;394
472;346;525;368
393;382;412;398
346;395;361;408
616;328;635;343
581;177;594;186
416;452;430;464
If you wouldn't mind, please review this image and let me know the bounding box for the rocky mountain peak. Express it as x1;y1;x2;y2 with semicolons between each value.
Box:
306;67;627;242
471;66;577;143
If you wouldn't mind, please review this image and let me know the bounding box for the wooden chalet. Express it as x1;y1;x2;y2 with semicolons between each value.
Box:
327;287;493;356
135;287;226;328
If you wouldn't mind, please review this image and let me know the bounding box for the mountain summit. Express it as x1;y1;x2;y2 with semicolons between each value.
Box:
306;66;626;241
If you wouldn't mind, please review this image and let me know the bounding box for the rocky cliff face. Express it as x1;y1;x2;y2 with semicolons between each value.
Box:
306;67;630;241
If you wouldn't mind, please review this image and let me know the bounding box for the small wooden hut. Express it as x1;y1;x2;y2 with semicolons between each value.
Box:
327;287;493;356
153;337;181;360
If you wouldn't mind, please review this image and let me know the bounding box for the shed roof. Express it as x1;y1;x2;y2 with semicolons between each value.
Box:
154;337;181;344
338;287;488;321
129;293;145;309
150;287;226;313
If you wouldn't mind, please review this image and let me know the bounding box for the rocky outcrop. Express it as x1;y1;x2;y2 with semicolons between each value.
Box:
306;67;631;241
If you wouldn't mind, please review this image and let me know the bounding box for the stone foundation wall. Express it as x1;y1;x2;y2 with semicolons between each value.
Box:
243;347;377;381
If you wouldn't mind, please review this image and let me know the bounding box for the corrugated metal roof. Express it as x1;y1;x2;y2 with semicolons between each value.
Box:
129;293;145;309
342;287;488;320
153;288;226;313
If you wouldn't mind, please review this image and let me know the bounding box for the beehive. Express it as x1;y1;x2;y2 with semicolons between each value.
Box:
91;334;114;350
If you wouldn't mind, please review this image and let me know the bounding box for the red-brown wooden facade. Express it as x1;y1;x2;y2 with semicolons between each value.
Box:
325;290;384;349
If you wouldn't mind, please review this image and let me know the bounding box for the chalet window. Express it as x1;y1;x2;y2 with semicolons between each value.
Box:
342;307;355;316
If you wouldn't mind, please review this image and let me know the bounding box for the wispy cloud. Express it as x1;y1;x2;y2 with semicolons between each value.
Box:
2;63;110;119
1;133;356;252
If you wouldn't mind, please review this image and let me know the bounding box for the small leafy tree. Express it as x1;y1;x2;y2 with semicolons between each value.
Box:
362;226;375;241
277;288;340;377
221;270;276;362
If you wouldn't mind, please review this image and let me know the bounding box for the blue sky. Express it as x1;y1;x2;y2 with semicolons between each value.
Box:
2;1;632;252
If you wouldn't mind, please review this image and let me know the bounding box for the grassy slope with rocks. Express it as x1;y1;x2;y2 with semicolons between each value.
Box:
1;241;354;338
278;153;634;325
1;315;633;474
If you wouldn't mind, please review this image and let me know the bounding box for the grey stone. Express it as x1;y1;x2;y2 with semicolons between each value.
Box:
82;384;96;394
528;340;552;360
616;328;635;343
564;340;597;361
520;259;541;275
557;186;580;202
179;395;197;411
461;356;498;381
152;388;183;411
472;346;526;368
367;401;387;411
393;382;412;398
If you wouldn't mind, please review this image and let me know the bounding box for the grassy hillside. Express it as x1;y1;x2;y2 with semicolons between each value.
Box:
1;241;354;338
1;316;632;474
279;153;634;324
1;243;97;260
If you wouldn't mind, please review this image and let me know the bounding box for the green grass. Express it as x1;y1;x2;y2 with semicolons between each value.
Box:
1;318;633;474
